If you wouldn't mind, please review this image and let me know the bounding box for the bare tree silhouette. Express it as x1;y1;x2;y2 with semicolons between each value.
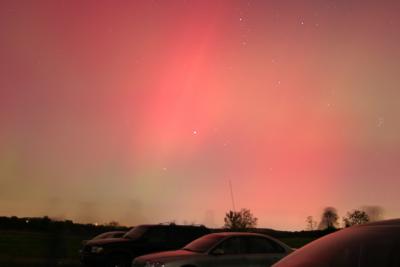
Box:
343;209;369;227
318;207;339;230
224;208;257;231
305;216;317;230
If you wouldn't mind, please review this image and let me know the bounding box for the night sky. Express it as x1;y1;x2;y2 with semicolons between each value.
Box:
1;1;400;230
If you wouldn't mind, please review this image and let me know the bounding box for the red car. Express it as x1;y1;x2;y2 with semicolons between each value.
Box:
273;219;400;267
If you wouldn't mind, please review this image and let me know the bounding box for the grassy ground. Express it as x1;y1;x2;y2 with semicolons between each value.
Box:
0;230;315;267
0;230;86;267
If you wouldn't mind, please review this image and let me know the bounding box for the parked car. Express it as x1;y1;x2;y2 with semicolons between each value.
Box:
132;232;293;267
272;219;400;267
80;224;210;267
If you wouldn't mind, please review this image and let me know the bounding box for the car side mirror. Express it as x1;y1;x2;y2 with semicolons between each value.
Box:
212;248;225;256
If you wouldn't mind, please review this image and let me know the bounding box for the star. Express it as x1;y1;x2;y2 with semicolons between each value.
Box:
377;117;385;128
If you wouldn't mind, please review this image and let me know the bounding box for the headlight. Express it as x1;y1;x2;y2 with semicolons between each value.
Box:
90;246;104;253
145;261;165;267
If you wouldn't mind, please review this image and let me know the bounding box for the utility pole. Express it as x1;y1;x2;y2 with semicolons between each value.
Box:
229;180;236;212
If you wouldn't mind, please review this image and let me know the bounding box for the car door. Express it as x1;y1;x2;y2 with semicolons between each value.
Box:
141;226;171;253
242;236;287;267
201;237;247;267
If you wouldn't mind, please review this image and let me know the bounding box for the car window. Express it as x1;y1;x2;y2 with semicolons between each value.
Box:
243;237;285;254
123;225;147;239
184;234;225;253
93;231;124;240
92;232;109;240
215;237;242;255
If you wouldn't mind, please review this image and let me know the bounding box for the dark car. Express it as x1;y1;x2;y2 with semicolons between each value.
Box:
133;232;293;267
272;219;400;267
80;224;210;267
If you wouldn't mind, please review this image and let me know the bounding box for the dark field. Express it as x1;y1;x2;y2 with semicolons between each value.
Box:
0;230;315;267
0;230;86;267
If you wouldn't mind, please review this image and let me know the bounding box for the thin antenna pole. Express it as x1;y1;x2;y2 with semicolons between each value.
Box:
229;180;236;212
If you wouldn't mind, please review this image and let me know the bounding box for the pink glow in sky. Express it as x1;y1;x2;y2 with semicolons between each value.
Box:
1;1;400;230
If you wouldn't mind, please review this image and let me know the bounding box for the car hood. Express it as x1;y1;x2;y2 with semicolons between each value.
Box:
86;237;130;246
135;249;201;263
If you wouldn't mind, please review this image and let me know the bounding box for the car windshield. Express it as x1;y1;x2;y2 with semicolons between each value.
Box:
93;231;125;240
183;234;225;253
273;226;400;267
123;226;147;240
93;232;112;240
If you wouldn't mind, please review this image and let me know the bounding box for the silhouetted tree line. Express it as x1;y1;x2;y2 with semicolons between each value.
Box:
221;208;335;239
222;205;385;239
306;205;385;230
1;215;334;241
0;216;129;236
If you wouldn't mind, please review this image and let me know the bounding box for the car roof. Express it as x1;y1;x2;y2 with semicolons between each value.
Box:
358;218;400;227
136;223;208;229
209;232;269;237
